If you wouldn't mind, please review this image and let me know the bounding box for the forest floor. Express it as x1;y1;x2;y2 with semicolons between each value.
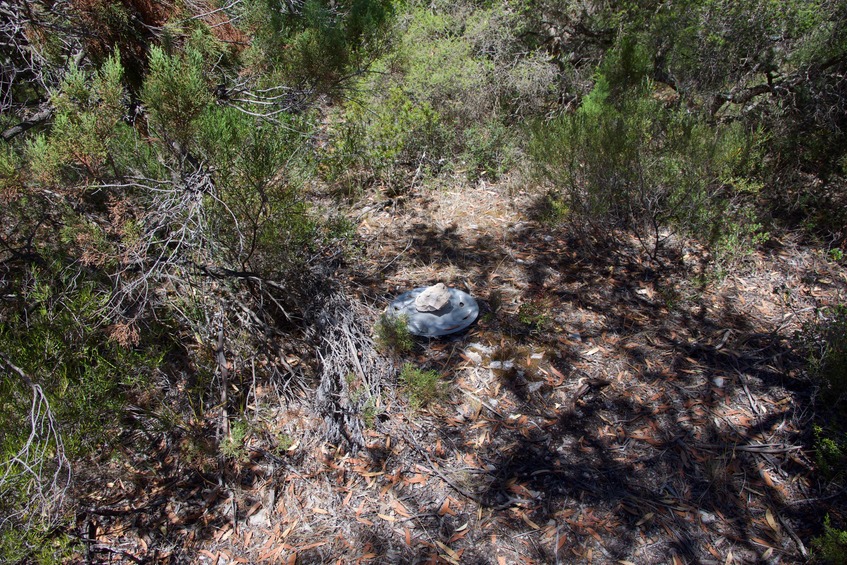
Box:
77;174;847;564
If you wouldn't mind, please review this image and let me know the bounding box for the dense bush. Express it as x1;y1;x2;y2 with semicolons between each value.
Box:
322;0;559;189
530;36;765;259
813;515;847;564
804;305;847;413
0;1;396;558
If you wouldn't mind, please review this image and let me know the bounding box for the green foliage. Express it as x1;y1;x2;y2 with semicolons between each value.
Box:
221;420;249;459
807;305;847;405
813;515;847;564
143;46;213;146
325;0;557;186
0;264;165;561
275;431;294;454
242;0;394;90
374;313;414;354
814;425;846;480
530;36;765;256
0;522;73;565
0;266;162;457
362;396;382;429
0;145;22;195
399;363;443;408
518;302;550;333
27;52;128;184
348;85;452;174
461;119;516;181
196;106;317;273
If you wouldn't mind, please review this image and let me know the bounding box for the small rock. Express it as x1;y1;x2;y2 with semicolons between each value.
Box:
527;381;544;393
464;349;482;365
248;508;270;527
415;283;450;312
467;342;493;355
698;510;717;524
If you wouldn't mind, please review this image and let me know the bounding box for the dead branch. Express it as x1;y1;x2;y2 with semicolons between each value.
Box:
215;322;231;440
0;351;71;531
695;442;802;454
308;278;394;450
1;106;53;141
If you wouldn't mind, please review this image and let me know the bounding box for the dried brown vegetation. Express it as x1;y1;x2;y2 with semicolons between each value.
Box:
77;177;847;563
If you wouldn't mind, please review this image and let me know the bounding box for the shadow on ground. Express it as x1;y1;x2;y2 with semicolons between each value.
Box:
342;214;830;563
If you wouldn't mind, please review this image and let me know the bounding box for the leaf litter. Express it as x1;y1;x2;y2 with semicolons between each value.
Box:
77;175;847;563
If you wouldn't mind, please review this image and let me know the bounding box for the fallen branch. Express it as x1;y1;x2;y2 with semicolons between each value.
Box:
310;280;394;450
1;106;52;140
215;322;230;440
695;442;802;454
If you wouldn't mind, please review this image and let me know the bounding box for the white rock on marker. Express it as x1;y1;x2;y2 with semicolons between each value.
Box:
414;283;451;312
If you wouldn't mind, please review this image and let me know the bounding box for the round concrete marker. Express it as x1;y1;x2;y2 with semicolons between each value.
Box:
387;284;479;337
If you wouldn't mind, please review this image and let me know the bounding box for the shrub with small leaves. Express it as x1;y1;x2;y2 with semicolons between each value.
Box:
518;301;550;333
399;363;443;408
806;306;847;405
220;420;249;460
813;515;847;564
374;313;414;354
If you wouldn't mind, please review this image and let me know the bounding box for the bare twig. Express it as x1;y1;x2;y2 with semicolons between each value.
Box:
0;351;71;531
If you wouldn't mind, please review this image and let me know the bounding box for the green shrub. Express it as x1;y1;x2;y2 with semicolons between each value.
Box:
399;363;443;408
518;301;550;333
324;0;558;186
0;264;166;562
374;313;414;354
814;425;847;480
242;0;394;92
220;420;249;460
530;35;765;258
808;305;847;405
196;106;317;274
142;46;213;146
813;515;847;564
461;119;516;182
0;523;73;565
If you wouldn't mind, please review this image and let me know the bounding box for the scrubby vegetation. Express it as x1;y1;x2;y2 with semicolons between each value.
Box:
1;0;846;562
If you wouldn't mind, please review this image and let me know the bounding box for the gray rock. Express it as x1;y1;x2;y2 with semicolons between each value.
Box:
415;283;451;312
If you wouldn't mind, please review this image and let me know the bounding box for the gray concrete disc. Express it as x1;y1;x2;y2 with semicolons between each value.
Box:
387;287;479;337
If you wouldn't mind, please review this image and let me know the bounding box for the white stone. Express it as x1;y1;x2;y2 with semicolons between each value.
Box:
464;350;483;365
414;283;450;312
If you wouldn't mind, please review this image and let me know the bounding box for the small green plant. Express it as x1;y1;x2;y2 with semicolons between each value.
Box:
220;420;249;460
0;522;73;565
399;363;443;408
808;306;847;404
275;432;294;454
362;396;381;429
813;515;847;564
518;302;550;332
829;248;844;262
533;191;570;225
814;425;846;479
374;313;414;354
